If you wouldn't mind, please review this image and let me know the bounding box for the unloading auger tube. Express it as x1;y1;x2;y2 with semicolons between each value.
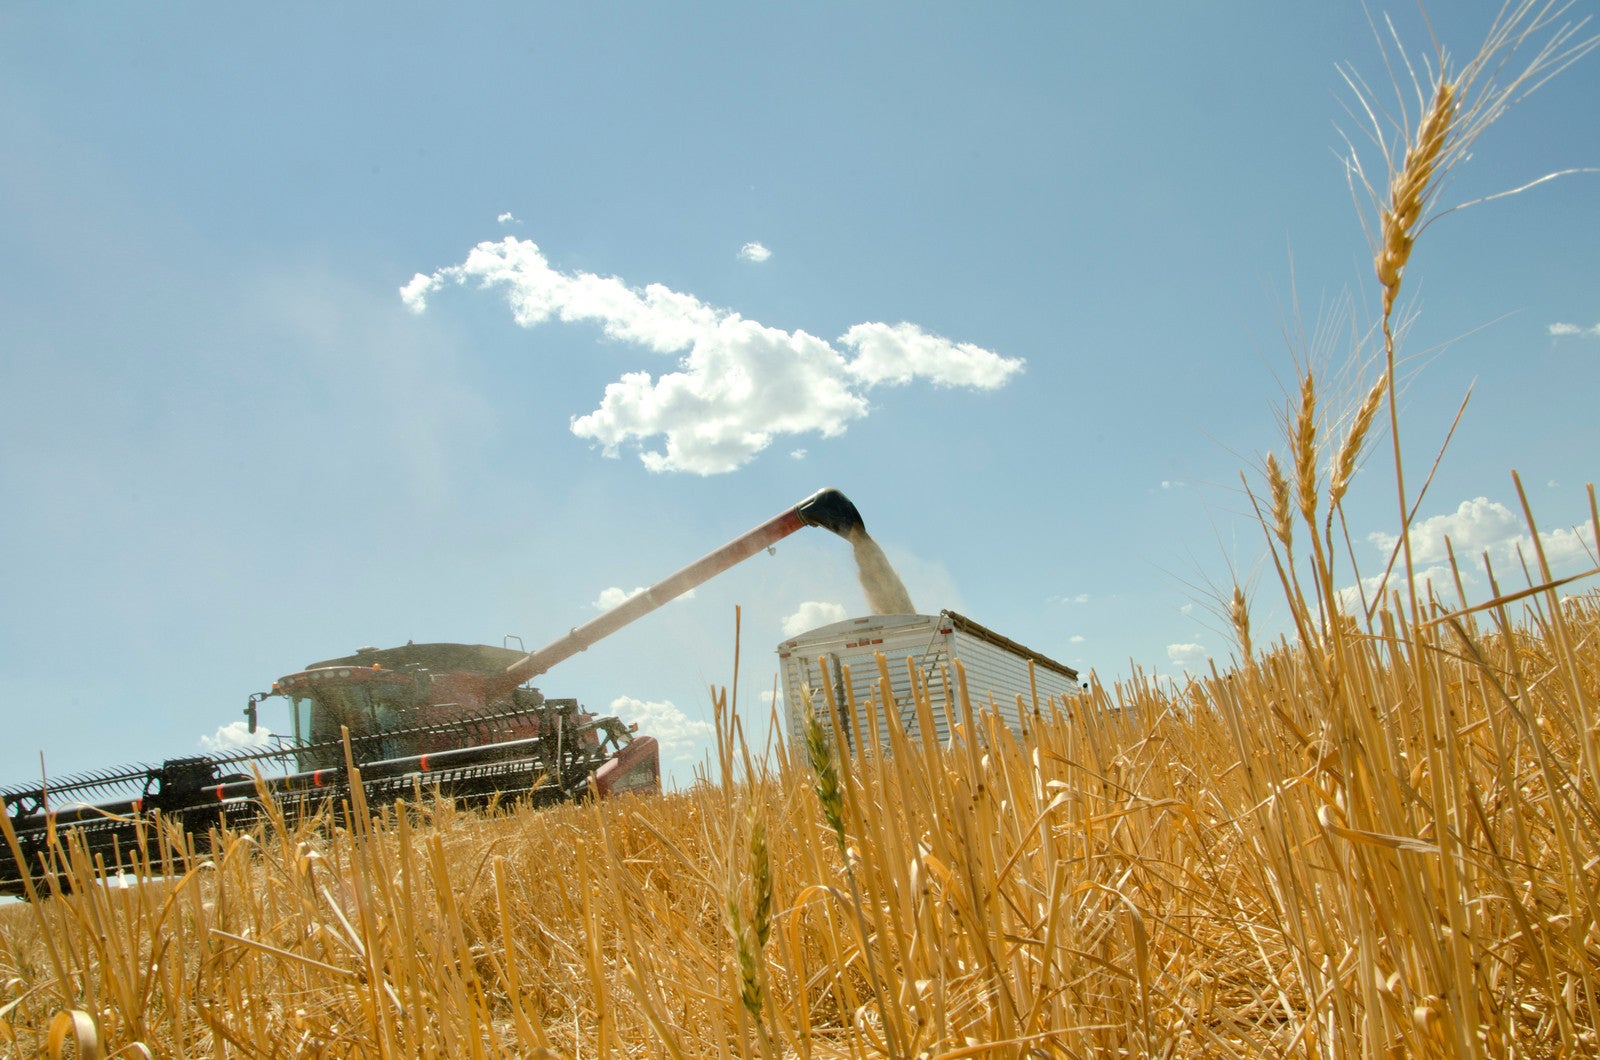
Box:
493;486;865;694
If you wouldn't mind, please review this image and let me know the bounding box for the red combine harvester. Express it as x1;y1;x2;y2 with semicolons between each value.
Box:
0;488;868;898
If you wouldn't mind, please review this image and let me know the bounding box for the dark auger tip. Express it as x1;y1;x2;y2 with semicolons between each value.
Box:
795;487;865;539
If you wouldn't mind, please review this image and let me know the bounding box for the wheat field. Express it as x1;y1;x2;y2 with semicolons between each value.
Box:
4;4;1599;1057
4;578;1599;1057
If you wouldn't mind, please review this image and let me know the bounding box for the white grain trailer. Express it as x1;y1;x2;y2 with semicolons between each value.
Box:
778;611;1081;752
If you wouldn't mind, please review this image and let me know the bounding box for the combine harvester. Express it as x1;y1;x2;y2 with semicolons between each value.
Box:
0;488;869;898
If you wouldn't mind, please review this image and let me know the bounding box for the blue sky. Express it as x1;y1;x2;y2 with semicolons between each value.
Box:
3;3;1597;788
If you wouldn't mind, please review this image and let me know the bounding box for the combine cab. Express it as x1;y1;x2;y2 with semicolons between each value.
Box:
1;487;869;898
265;642;660;796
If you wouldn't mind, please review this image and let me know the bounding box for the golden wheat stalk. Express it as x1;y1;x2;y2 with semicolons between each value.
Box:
1266;451;1293;553
1375;80;1457;319
1328;369;1389;513
1293;371;1319;529
1338;2;1595;626
1229;584;1253;661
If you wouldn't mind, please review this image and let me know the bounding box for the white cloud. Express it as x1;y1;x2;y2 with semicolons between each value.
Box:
1548;322;1600;338
497;212;519;225
1051;593;1090;605
1366;497;1520;567
1336;564;1466;613
1161;480;1186;491
199;720;274;754
737;242;771;263
609;696;714;764
594;585;692;610
1339;496;1597;610
594;585;645;611
782;600;849;637
402;237;1025;474
1069;634;1085;644
789;448;807;460
1367;497;1597;571
570;318;868;474
1166;643;1206;670
401;238;719;353
1536;524;1599;568
838;322;1023;389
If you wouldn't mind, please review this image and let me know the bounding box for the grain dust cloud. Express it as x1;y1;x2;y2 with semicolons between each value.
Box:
793;486;916;615
848;527;915;615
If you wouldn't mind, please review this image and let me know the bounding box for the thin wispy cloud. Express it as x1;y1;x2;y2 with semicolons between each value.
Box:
737;241;771;263
401;237;1024;474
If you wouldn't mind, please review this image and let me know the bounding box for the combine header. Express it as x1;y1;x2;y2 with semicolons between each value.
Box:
0;487;869;898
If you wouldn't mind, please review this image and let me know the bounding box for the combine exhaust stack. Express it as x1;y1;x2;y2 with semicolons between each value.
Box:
1;487;868;899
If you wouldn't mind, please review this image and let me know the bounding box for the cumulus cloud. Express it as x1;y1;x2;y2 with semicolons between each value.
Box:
1337;564;1463;612
1166;643;1206;670
1366;497;1519;567
401;238;719;352
594;585;644;611
1339;496;1597;610
1367;497;1596;571
1069;634;1086;644
782;600;849;637
1549;322;1600;338
199;721;274;754
571;319;867;474
609;696;713;765
738;242;772;263
402;237;1024;474
497;212;519;225
837;322;1024;389
594;585;692;610
789;448;807;460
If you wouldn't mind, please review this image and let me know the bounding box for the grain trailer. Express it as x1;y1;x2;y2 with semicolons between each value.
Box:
778;610;1080;751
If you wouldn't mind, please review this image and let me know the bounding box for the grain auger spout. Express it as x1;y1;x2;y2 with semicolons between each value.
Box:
495;487;865;693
